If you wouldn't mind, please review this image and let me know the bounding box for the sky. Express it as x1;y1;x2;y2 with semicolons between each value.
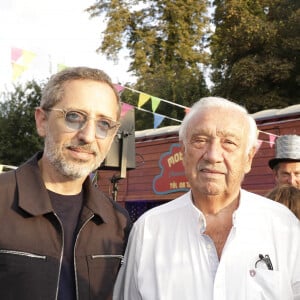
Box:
0;0;134;91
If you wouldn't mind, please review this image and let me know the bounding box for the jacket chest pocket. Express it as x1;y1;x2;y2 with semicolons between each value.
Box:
0;249;57;300
84;254;124;299
0;249;46;269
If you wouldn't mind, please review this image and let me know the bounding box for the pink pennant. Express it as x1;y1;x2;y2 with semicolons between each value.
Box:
255;140;263;153
269;134;276;148
11;47;23;63
121;102;134;117
114;84;125;93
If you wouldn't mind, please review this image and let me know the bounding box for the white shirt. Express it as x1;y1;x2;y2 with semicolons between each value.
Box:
113;190;300;300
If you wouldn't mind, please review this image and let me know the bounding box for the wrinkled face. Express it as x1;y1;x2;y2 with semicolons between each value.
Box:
35;79;119;179
181;107;256;198
274;162;300;189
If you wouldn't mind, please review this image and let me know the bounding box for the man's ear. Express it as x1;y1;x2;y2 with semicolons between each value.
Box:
272;169;279;183
244;146;256;174
35;107;47;137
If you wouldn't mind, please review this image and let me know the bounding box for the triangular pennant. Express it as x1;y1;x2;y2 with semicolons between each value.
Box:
154;113;165;129
22;49;36;66
185;107;190;114
121;103;134;117
151;96;161;112
269;134;276;148
12;63;26;81
11;47;23;63
255;140;263;153
138;93;150;108
57;63;68;72
114;84;125;93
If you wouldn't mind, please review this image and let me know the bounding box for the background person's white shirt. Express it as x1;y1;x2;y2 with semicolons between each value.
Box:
114;190;300;300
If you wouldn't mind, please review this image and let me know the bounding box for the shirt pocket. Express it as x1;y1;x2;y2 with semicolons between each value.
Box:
247;268;288;300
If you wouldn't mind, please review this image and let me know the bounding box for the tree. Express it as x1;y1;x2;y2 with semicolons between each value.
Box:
210;0;300;112
0;80;44;166
86;0;211;128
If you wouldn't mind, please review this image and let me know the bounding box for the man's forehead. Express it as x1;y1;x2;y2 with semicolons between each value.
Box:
189;109;248;137
278;161;300;170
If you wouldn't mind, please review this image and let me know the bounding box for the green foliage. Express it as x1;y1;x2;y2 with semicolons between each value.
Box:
87;0;211;129
210;0;300;112
0;80;44;166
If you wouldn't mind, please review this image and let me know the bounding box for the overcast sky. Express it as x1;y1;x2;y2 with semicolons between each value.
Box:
0;0;133;89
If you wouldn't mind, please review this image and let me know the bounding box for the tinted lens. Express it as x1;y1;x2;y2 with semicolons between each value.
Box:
65;111;86;130
96;119;117;139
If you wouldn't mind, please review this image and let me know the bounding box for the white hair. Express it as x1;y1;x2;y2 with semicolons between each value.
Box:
179;97;258;153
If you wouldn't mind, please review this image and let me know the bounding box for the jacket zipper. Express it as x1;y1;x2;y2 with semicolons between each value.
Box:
53;212;64;300
91;254;124;265
73;214;94;300
0;249;46;259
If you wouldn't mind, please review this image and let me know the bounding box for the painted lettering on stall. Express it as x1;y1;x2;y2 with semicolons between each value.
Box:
153;143;189;195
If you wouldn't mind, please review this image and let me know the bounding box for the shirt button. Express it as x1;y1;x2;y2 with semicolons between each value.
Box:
249;269;256;277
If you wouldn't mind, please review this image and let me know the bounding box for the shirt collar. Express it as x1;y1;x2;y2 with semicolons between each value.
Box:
187;189;243;231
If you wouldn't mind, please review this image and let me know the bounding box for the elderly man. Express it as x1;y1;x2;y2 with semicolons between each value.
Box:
0;67;131;300
268;134;300;189
113;97;300;300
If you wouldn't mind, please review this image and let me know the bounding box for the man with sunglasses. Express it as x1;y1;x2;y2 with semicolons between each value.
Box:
0;67;131;300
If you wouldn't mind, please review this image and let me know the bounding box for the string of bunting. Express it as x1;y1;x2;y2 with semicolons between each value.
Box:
115;84;189;128
115;83;283;149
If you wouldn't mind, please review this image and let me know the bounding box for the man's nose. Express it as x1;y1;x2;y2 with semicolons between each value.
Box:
77;120;97;143
288;174;298;187
203;140;223;163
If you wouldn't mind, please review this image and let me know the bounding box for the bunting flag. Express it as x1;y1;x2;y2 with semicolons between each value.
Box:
11;63;26;81
151;96;161;112
22;50;36;65
269;134;277;148
114;84;125;93
138;93;150;108
11;47;23;62
121;102;134;117
57;63;68;72
11;47;36;81
255;140;263;153
154;113;165;128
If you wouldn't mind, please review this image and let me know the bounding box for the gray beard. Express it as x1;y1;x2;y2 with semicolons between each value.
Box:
44;136;104;179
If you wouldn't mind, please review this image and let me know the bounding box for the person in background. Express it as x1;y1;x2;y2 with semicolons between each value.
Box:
0;67;131;300
113;97;300;300
268;134;300;189
266;184;300;219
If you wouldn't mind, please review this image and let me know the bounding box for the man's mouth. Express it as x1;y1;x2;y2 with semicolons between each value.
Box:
68;145;96;156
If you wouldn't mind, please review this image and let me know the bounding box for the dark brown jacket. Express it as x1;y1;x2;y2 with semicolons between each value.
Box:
0;153;131;300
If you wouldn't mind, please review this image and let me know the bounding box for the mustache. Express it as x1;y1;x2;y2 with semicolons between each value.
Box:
197;164;226;174
66;142;98;154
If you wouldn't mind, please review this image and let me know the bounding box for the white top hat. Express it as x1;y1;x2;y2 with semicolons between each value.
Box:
268;134;300;169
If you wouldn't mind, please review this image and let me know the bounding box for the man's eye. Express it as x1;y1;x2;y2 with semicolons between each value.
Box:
190;137;207;148
224;139;235;145
66;111;85;123
98;119;111;129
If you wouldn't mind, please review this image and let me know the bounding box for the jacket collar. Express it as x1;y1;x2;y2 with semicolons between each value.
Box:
16;152;111;224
